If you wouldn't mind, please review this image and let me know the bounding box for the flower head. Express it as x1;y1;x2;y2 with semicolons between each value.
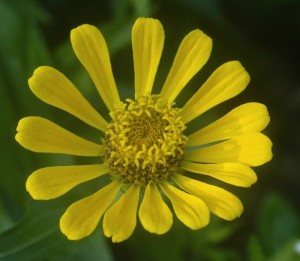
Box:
16;17;272;243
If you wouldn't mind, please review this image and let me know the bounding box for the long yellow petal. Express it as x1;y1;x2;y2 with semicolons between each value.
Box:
173;174;243;220
132;18;164;96
188;102;270;146
28;66;108;131
181;61;250;122
160;182;209;230
26;164;109;200
71;24;120;112
185;133;272;167
16;117;104;156
103;184;140;243
139;183;173;234
160;29;212;102
181;161;257;187
60;181;121;240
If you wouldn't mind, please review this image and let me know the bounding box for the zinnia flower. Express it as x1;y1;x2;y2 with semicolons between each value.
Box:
16;17;272;243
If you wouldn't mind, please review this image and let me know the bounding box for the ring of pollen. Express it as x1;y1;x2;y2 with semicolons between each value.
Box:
104;95;188;187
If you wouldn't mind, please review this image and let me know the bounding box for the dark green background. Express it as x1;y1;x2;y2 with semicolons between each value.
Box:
1;0;299;260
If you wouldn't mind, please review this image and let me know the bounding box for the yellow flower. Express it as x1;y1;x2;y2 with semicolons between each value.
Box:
15;17;272;243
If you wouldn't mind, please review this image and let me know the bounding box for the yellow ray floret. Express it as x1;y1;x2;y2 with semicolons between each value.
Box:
181;161;257;187
103;184;140;243
28;66;108;131
132;17;164;96
60;181;121;240
26;164;109;200
187;102;270;146
16;117;104;156
160;182;210;230
185;133;272;166
173;174;243;221
160;29;212;102
139;183;173;234
181;61;250;122
71;24;120;112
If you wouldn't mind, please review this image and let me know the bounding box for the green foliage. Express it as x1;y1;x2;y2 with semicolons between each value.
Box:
247;235;266;261
0;202;112;261
254;193;300;261
0;0;299;260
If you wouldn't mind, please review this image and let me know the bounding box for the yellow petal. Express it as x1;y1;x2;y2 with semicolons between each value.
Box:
181;161;257;187
185;133;272;167
71;24;120;112
26;164;109;200
60;181;121;240
173;174;243;221
160;29;212;102
181;61;250;123
103;184;140;243
160;182;209;230
132;18;164;96
28;66;108;131
16;117;104;156
139;183;173;234
188;102;270;146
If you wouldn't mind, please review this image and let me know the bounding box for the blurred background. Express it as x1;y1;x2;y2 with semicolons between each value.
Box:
0;0;300;260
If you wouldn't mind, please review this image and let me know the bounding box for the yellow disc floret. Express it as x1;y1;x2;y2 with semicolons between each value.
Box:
104;95;187;186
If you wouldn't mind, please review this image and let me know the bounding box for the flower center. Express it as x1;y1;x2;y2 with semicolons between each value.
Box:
104;95;187;187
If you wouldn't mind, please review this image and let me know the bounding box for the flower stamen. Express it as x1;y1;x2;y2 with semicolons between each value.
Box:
104;95;188;186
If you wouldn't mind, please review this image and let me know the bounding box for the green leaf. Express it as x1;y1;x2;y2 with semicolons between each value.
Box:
206;216;240;243
0;0;53;231
247;235;266;261
2;0;50;23
0;200;14;234
206;248;240;261
257;193;300;255
268;239;300;261
172;0;226;24
0;61;28;230
0;202;113;261
0;206;61;260
130;0;152;16
128;220;186;261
